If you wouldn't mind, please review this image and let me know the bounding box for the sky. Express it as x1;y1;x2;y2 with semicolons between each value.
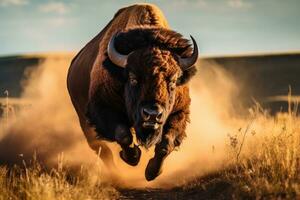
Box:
0;0;299;56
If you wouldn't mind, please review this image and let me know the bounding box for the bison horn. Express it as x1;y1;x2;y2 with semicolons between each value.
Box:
107;33;128;68
179;35;199;70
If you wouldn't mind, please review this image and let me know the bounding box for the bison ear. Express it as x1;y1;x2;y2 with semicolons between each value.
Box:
176;66;197;86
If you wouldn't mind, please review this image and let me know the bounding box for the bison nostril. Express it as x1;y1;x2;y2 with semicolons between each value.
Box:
156;112;163;121
142;105;164;122
142;108;151;120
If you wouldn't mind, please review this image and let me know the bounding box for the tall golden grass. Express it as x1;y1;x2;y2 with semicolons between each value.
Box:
0;157;118;200
231;115;300;198
220;91;300;199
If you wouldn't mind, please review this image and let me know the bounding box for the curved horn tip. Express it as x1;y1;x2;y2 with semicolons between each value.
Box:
190;35;198;54
178;35;199;70
107;33;128;68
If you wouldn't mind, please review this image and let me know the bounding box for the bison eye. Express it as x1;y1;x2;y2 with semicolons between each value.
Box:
169;75;178;91
169;81;176;91
129;72;138;86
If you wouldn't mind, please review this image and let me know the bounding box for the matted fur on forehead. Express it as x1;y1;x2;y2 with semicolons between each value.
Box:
128;47;181;77
114;27;193;57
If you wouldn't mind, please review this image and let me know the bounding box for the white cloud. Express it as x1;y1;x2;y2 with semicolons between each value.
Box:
170;0;207;10
195;0;207;7
47;17;67;27
228;0;252;9
38;2;68;14
0;0;28;7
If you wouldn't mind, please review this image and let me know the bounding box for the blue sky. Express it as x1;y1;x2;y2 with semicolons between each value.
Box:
0;0;299;56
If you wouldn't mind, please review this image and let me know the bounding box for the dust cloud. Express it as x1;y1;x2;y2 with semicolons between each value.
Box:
0;55;99;168
0;56;246;188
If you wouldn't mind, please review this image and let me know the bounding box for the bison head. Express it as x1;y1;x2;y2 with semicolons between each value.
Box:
107;29;198;148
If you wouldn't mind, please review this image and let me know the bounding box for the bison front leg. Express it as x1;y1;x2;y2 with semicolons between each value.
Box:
145;110;188;181
87;102;141;166
115;125;141;166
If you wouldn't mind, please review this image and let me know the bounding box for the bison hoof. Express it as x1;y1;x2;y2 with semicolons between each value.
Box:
145;158;162;181
119;145;141;166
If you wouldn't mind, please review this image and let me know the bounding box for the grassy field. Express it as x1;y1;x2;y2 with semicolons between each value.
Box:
0;162;119;200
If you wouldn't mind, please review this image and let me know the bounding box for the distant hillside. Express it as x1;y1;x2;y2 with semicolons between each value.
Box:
205;52;300;97
0;53;74;98
0;52;299;113
201;52;300;113
0;55;42;97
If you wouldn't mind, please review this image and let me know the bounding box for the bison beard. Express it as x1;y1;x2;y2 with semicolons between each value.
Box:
67;3;198;181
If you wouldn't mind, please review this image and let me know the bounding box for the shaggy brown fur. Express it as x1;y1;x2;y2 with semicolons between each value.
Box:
67;3;197;181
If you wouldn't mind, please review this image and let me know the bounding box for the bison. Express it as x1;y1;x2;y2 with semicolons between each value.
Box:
67;3;198;181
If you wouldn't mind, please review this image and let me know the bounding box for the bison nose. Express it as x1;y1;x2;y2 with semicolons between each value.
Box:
141;105;164;122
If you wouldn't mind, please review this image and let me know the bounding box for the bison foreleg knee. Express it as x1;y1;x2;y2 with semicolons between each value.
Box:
145;136;175;181
115;125;133;146
115;125;141;166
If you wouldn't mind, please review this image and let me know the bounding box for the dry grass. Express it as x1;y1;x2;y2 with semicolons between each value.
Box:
0;161;118;200
176;96;300;199
222;100;300;199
